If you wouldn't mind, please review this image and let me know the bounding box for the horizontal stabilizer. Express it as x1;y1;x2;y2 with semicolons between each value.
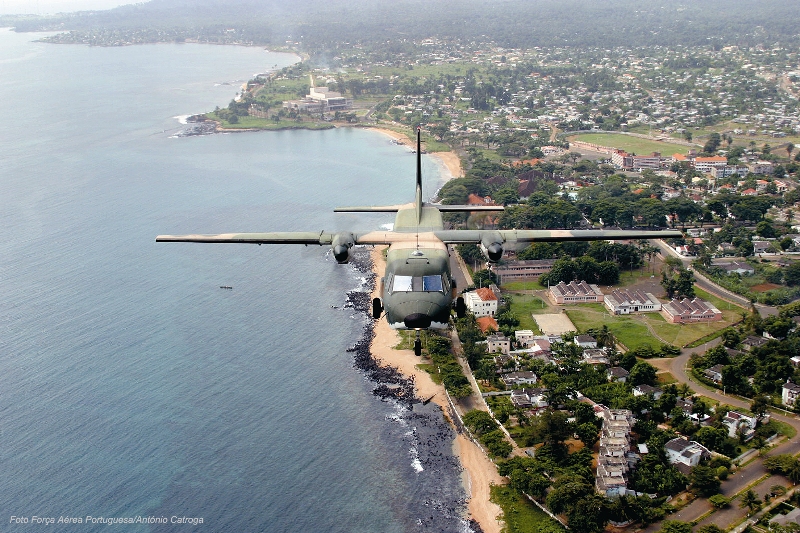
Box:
434;204;505;212
333;204;405;213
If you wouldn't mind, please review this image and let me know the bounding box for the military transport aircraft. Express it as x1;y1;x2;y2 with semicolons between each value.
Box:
157;129;682;355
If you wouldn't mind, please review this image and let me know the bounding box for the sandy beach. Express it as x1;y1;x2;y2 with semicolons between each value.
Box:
368;246;504;533
368;127;464;182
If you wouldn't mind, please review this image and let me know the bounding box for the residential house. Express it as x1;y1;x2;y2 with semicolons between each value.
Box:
633;384;664;400
722;411;757;441
664;437;711;475
493;355;516;374
783;381;800;407
752;240;772;255
486;333;511;354
607;367;630;383
502;371;538;388
742;335;769;351
476;316;499;334
510;387;548;410
770;508;800;529
583;348;611;366
574;334;598;349
703;364;725;383
712;261;755;275
515;330;536;348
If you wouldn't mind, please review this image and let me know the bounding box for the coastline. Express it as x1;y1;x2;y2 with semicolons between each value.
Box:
367;127;464;183
368;246;504;533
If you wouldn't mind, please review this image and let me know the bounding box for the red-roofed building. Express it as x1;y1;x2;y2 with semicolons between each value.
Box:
467;194;497;206
465;287;499;317
661;298;722;323
476;316;499;333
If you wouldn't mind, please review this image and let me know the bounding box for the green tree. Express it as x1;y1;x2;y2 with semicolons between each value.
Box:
690;464;721;496
739;489;761;513
658;520;692;533
575;422;600;449
708;495;729;509
629;361;658;386
750;394;770;418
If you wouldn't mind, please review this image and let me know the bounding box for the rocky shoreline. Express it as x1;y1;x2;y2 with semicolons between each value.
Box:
345;248;418;408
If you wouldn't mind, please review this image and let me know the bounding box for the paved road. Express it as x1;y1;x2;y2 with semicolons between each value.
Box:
639;350;800;531
449;245;472;290
651;239;778;317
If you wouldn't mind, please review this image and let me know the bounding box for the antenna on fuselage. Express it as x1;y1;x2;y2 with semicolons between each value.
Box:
415;126;422;225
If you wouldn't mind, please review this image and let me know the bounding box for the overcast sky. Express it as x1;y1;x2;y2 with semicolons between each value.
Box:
0;0;135;15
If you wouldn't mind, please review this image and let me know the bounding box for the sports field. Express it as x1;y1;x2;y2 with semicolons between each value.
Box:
568;132;689;156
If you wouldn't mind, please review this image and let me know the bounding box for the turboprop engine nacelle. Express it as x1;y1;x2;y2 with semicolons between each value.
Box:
480;233;504;263
332;232;355;264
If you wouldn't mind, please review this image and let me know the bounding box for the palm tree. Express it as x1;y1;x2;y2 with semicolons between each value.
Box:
739;489;761;513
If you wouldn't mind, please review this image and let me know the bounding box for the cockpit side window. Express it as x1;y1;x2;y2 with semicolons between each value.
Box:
392;275;413;292
391;275;444;293
422;275;443;292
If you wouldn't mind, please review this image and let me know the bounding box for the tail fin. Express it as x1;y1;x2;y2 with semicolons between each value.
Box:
415;127;422;224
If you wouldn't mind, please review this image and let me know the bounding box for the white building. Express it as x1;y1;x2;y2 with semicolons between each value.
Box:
464;287;498;317
604;288;662;315
723;411;757;441
515;330;536;348
665;437;711;473
486;333;511;354
783;382;800;407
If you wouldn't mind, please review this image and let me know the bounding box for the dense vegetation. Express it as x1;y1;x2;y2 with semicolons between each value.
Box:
7;0;800;51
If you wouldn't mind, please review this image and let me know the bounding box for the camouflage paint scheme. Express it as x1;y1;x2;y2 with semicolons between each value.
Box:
157;130;682;331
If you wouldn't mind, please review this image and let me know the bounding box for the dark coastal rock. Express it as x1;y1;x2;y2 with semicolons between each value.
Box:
174;122;217;137
345;248;418;408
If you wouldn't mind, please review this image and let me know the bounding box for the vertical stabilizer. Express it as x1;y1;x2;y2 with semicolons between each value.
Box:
415;127;422;223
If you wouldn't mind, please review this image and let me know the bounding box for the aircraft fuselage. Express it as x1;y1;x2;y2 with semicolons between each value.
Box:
380;205;454;330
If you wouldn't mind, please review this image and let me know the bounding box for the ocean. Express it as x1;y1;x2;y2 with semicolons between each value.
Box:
0;28;469;532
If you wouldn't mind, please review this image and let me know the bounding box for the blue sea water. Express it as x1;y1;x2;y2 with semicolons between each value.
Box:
0;28;468;532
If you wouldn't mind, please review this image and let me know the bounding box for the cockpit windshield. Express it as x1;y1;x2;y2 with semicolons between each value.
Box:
391;275;445;293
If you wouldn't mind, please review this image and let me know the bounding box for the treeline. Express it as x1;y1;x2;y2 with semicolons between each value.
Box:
8;0;800;50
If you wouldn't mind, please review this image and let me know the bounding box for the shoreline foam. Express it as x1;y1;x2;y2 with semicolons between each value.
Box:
368;246;503;533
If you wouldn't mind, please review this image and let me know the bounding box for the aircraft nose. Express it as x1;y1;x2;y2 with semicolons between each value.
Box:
403;313;432;329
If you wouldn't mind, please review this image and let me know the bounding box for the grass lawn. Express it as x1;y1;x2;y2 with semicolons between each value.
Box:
502;280;546;291
563;286;743;349
208;113;335;130
657;372;678;385
568;132;688;155
490;485;565;533
694;287;746;321
508;294;551;333
564;304;661;350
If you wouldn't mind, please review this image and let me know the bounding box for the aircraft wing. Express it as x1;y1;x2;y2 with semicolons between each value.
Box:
156;232;335;244
434;228;684;245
